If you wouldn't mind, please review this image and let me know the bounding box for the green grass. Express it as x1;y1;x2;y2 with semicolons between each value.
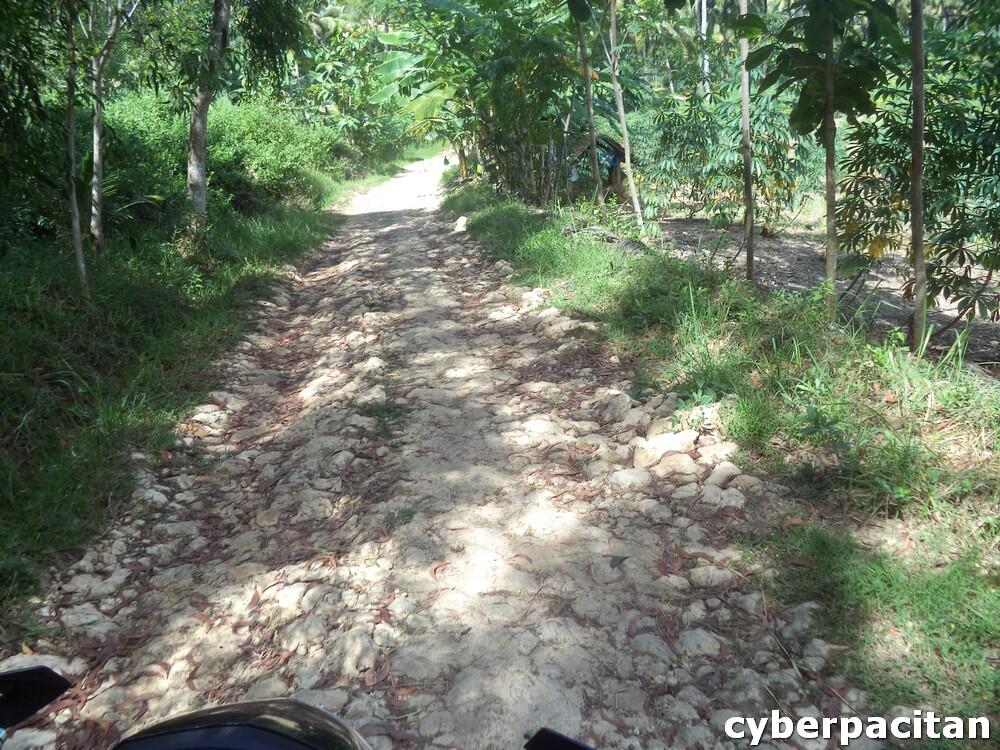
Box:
0;148;441;642
765;526;999;740
443;184;1000;515
443;182;1000;742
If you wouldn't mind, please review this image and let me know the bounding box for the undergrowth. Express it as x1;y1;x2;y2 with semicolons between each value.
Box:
0;142;440;641
442;181;1000;740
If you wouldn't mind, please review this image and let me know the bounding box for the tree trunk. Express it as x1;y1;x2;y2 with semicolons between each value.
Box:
739;0;754;280
90;60;106;257
186;0;231;227
605;0;642;227
577;19;605;213
700;0;711;94
909;0;927;351
664;50;676;94
89;0;132;258
822;23;838;320
65;6;90;299
562;105;574;200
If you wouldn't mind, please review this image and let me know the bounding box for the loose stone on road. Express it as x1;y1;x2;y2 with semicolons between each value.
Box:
4;156;869;750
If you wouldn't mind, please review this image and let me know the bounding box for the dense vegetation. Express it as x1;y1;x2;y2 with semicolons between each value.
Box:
2;0;997;737
0;1;430;622
419;0;997;734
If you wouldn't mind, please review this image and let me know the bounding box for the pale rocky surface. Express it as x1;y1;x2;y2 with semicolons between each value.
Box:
3;157;873;749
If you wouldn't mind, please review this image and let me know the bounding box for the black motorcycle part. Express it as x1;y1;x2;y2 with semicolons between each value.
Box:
525;727;595;750
0;666;73;729
113;699;371;750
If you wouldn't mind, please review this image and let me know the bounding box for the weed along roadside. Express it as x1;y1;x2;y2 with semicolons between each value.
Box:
0;128;443;640
441;180;1000;744
3;1;1000;748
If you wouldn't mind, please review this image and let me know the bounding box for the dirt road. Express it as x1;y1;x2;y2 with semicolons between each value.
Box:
4;156;861;750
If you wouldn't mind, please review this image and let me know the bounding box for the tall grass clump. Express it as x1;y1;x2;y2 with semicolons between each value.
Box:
444;181;999;747
0;92;432;634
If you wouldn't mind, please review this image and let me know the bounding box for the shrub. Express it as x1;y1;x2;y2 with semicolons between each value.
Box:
207;98;351;209
101;95;353;225
631;85;822;232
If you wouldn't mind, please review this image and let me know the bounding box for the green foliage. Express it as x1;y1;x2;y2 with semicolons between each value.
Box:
766;525;999;734
380;0;582;201
2;94;351;245
289;6;416;164
726;392;780;451
567;0;592;23
206;98;350;208
751;0;903;135
633;84;822;230
235;0;308;84
0;0;58;142
840;7;1000;323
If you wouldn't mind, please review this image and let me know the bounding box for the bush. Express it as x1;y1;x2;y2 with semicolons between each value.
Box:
207;98;351;210
631;85;823;231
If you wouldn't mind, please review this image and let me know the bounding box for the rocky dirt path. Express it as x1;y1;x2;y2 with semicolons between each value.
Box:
4;157;865;750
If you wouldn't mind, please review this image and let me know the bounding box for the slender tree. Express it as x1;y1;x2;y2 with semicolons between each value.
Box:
754;0;901;321
63;2;90;299
187;0;231;227
602;0;643;227
699;0;710;93
572;7;606;212
821;21;838;319
88;0;141;257
182;0;304;228
738;0;754;280
909;0;927;350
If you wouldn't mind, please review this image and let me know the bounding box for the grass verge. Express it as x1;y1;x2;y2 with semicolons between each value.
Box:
761;526;998;740
0;146;440;643
442;180;999;739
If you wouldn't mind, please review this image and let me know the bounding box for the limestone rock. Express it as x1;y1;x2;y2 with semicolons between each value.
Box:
676;628;723;657
633;430;699;468
608;468;652;490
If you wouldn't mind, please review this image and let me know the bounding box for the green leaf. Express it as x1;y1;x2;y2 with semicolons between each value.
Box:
730;13;768;39
369;82;400;104
373;51;424;82
746;44;776;70
377;31;420;46
758;67;784;93
422;0;481;19
567;0;592;23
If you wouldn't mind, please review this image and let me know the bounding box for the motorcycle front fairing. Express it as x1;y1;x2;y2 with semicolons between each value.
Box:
113;700;372;750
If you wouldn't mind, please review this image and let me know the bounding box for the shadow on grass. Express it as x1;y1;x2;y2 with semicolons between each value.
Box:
0;198;347;637
443;182;1000;743
766;526;999;735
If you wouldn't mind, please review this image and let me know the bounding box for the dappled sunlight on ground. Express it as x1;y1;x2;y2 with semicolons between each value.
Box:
3;156;906;750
